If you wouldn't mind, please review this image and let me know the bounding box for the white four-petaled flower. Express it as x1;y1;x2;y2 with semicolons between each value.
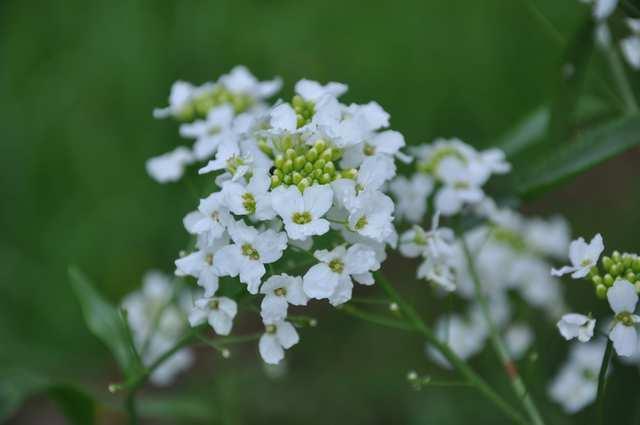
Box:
607;279;640;356
551;234;604;279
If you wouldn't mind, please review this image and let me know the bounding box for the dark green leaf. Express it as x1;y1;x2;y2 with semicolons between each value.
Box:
0;370;95;425
515;114;640;197
69;267;143;378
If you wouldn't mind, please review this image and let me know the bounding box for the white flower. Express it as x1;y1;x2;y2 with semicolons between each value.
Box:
188;296;238;335
551;234;604;279
587;0;619;20
153;81;195;119
303;244;380;305
271;185;333;240
260;274;308;322
557;313;595;342
340;130;406;169
434;157;485;215
523;216;570;259
417;255;456;291
146;147;194;183
295;79;348;102
345;190;395;242
219;66;282;100
399;213;454;260
621;19;640;69
608;279;640;356
314;99;389;148
213;220;287;294
179;105;235;160
183;192;232;245
504;324;533;360
389;174;433;223
259;320;300;364
175;234;229;297
221;168;276;220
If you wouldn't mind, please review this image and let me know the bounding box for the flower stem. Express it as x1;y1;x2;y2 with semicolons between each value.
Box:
603;46;639;114
596;338;614;425
372;271;529;425
339;303;415;331
462;241;545;425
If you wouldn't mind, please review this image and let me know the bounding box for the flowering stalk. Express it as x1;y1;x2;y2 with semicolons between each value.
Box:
462;240;546;425
372;272;529;425
596;339;614;425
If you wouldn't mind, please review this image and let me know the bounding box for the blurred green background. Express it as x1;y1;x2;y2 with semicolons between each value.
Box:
2;0;640;423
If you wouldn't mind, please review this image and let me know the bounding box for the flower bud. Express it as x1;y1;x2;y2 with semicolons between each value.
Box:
604;274;614;287
303;162;313;175
612;251;621;263
271;175;281;188
258;140;273;156
319;173;332;184
592;275;603;286
297;178;310;192
314;139;327;153
292;172;303;185
596;284;607;299
313;159;326;170
633;258;640;273
602;256;613;271
283;174;292;185
294;156;306;171
341;168;358;179
274;155;285;169
285;148;296;160
283;159;293;173
320;148;333;162
626;272;637;283
323;162;336;175
306;148;318;162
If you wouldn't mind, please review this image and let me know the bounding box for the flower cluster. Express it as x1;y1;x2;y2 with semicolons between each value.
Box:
390;138;510;221
554;234;640;358
150;67;404;364
121;271;193;385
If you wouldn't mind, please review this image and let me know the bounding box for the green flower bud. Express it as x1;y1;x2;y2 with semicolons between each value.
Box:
320;173;332;184
313;159;326;170
297;178;310;192
332;148;342;161
285;148;297;160
636;282;640;293
283;174;292;185
626;272;637;283
270;175;281;188
602;256;613;271
258;140;273;156
341;168;358;179
281;135;293;151
313;169;323;178
292;172;303;185
292;95;305;109
303;162;313;175
623;255;633;268
306;148;318;162
320;148;333;162
314;139;327;153
610;264;621;277
592;275;603;286
612;251;621;263
176;105;195;122
274;155;285;169
323;162;336;175
274;168;284;179
294;156;306;171
596;284;607;299
312;178;320;185
283;159;293;173
633;258;640;273
604;274;614;287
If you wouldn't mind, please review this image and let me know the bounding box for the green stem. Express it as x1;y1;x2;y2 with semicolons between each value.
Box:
596;338;614;425
603;46;639;114
372;271;529;425
124;391;138;425
339;303;415;331
462;241;545;425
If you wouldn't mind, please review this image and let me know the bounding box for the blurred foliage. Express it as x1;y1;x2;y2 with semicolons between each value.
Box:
1;0;640;424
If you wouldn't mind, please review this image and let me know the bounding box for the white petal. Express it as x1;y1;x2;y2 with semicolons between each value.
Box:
610;323;637;356
607;279;638;314
303;184;334;218
328;275;353;306
594;0;618;20
217;297;238;318
551;265;577;277
352;272;374;285
270;103;297;132
276;321;299;349
303;263;340;299
260;295;289;323
209;310;233;335
259;334;284;364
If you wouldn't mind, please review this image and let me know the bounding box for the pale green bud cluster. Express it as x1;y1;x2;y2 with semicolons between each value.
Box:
590;251;640;299
261;138;357;192
176;86;255;121
491;225;528;253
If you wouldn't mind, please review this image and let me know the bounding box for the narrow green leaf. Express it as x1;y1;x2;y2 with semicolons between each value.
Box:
496;106;549;158
0;370;95;425
69;267;143;378
515;114;640;197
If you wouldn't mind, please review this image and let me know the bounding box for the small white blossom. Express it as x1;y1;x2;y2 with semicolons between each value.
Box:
389;174;433;223
153;81;195;119
183;192;232;245
175;234;229;297
260;274;308;322
271;185;333;240
213;220;287;294
221;168;276;220
557;313;596;342
303;244;380;305
295;79;348;102
345;190;395;242
188;296;238;335
179;105;236;160
607;279;640;356
146;147;194;183
551;234;604;279
259;320;300;364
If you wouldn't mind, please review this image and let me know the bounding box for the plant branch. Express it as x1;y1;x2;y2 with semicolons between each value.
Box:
462;241;545;425
338;303;415;331
372;271;529;425
596;338;614;425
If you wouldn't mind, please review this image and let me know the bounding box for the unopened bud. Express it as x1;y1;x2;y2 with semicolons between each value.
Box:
596;284;607;299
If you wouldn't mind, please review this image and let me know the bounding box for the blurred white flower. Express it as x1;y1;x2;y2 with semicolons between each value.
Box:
551;234;604;279
146;147;194;183
557;313;595;342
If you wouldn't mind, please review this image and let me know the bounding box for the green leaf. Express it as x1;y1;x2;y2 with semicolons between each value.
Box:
514;114;640;197
69;267;143;378
0;369;95;425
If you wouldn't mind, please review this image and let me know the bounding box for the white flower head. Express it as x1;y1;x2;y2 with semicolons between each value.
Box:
608;279;640;356
434;157;485;216
389;173;433;224
551;234;604;279
146;147;194;183
271;185;333;240
213;220;287;294
557;313;596;342
188;296;238;335
345;190;395;242
179;105;236;160
303;243;380;305
221;168;276;220
183;192;232;245
260;274;308;322
175;234;230;297
219;66;282;100
153;81;195;119
295;79;348;102
259;320;300;364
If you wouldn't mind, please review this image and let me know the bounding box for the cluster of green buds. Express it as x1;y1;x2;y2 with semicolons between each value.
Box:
490;225;528;253
590;251;640;299
176;86;255;121
259;137;357;192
